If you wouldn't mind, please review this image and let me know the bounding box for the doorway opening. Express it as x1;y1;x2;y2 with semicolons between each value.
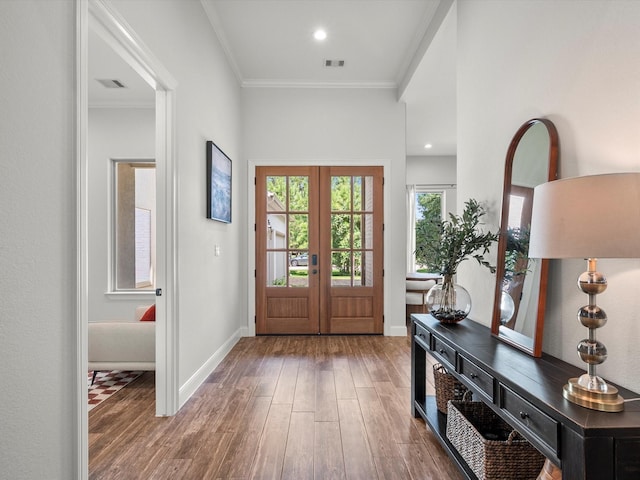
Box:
79;0;178;477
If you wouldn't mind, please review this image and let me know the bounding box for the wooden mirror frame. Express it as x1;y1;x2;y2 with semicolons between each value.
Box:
491;118;558;357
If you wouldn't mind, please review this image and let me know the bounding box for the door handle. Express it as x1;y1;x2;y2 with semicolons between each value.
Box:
311;254;318;266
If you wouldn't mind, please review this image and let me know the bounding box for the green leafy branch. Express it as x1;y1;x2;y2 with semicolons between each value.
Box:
415;199;498;276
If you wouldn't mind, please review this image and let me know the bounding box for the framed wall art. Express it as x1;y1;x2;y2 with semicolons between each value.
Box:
206;140;232;223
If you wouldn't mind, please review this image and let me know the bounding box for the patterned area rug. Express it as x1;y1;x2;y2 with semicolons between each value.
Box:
88;370;143;411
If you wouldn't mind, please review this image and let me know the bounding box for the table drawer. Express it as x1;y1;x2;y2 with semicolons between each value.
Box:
499;385;559;456
459;355;494;401
432;336;456;371
414;323;430;347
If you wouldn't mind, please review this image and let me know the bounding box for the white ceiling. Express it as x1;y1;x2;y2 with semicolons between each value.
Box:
88;0;456;156
88;27;155;108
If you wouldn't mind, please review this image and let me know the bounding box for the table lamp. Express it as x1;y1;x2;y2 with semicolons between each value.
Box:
528;172;640;412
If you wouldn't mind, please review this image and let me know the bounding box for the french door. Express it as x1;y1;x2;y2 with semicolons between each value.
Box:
255;166;384;334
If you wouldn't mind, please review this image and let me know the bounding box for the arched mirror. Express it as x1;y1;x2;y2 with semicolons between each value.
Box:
491;118;558;357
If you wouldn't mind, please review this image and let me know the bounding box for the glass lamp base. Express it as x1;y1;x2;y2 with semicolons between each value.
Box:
563;377;624;412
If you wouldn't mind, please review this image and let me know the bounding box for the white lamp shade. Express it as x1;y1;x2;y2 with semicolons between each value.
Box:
528;172;640;259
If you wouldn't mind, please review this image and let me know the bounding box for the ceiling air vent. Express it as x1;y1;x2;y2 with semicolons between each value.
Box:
324;59;345;68
96;79;127;89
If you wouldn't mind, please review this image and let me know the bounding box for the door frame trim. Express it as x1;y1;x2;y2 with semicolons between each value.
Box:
247;159;392;337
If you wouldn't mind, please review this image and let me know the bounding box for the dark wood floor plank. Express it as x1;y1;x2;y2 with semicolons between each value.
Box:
182;431;235;479
314;421;346;480
292;357;316;413
251;403;292;479
281;411;314;480
333;356;357;400
346;348;374;389
355;387;401;458
398;441;465;480
372;455;412;480
215;395;272;478
315;369;339;422
89;335;465;480
374;381;424;445
272;357;300;405
337;398;377;480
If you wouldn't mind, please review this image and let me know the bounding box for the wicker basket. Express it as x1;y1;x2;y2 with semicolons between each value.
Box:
446;399;545;480
433;363;468;414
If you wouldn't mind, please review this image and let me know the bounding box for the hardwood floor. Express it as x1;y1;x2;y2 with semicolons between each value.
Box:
89;335;463;479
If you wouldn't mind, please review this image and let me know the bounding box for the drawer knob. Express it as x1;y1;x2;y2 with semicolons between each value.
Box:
439;349;446;354
470;373;478;379
520;411;530;420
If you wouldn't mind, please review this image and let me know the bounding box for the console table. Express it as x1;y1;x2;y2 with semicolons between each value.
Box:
411;314;640;480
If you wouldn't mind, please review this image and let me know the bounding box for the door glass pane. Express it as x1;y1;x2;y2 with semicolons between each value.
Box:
363;176;374;211
266;251;288;287
331;176;351;211
331;251;351;286
362;250;373;286
288;214;308;250
289;176;308;211
331;214;351;248
353;214;362;249
289;260;308;287
265;174;310;289
353;251;362;286
353;176;363;211
361;213;373;249
266;176;287;208
329;174;376;287
267;213;286;249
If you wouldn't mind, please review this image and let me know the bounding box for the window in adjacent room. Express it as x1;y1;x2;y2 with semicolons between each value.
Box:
112;160;156;291
412;189;444;272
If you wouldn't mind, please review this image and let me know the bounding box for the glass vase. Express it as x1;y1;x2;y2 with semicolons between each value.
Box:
426;276;471;324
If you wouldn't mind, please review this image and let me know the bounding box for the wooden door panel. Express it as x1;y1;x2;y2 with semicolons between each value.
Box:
256;166;319;335
319;166;384;334
256;165;383;335
331;296;373;317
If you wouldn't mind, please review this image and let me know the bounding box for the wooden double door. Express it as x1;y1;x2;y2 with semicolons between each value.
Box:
256;166;384;335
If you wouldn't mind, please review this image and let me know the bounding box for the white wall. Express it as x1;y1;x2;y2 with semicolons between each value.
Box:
0;1;77;478
88;107;156;321
406;154;457;214
243;87;407;335
456;0;640;392
406;155;456;185
110;0;245;403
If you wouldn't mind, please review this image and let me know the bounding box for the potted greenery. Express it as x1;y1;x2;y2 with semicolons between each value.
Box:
415;199;498;323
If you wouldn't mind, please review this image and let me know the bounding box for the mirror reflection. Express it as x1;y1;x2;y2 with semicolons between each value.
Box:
491;119;558;357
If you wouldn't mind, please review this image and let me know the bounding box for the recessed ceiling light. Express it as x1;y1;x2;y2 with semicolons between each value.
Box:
314;29;327;41
424;143;433;149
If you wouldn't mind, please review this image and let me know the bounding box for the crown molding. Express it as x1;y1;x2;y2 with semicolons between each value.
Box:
200;0;244;84
241;79;398;90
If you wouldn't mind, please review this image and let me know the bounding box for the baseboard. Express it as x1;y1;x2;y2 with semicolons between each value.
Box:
178;328;243;408
387;324;410;336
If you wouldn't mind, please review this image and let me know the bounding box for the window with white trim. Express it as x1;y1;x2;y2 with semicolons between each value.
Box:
113;160;156;291
408;187;445;272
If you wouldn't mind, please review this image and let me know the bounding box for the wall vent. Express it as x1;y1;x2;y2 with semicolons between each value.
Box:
324;59;345;67
96;79;127;89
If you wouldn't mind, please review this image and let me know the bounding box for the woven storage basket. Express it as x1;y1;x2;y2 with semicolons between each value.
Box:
433;363;468;414
446;398;545;480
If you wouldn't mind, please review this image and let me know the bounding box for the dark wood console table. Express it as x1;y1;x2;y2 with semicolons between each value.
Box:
411;314;640;480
